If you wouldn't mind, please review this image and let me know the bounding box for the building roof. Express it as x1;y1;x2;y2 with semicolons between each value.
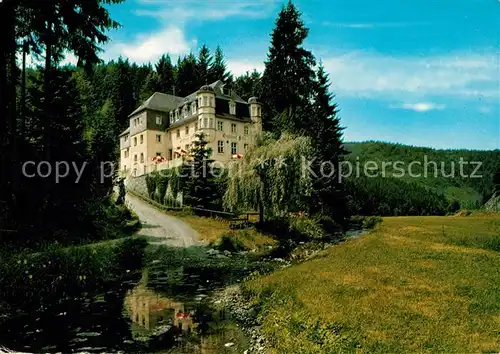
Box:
128;80;250;118
119;127;130;137
128;92;184;117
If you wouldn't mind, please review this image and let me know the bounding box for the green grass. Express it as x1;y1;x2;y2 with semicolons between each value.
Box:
242;213;500;353
165;210;276;250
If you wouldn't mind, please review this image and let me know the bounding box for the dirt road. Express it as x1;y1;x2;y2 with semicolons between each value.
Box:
125;194;199;247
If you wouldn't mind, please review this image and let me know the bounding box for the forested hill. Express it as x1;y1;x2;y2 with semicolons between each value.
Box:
343;141;500;215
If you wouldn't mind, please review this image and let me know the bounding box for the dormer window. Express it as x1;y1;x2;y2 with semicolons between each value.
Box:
175;109;179;121
183;105;188;118
229;101;236;115
191;102;197;115
156;115;162;125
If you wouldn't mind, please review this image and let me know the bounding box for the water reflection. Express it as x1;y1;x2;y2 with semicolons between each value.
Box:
123;268;246;353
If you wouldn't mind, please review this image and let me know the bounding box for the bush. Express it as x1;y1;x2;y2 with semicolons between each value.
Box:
113;237;148;271
215;233;246;252
362;216;382;229
316;215;342;235
447;200;461;214
259;216;325;241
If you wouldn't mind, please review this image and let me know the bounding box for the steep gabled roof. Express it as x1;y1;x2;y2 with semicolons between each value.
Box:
128;92;184;117
119;127;130;137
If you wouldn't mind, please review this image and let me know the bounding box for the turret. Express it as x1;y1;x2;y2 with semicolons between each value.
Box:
196;85;216;141
248;97;262;134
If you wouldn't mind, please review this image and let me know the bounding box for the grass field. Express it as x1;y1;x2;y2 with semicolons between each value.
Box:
243;213;500;353
166;210;276;250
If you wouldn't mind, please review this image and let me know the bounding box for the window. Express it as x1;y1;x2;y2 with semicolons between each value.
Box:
185;144;189;151
203;118;208;128
244;126;249;135
176;129;180;138
209;118;214;128
244;143;248;151
195;122;198;130
134;137;137;146
229;101;236;115
170;112;174;124
123;165;127;172
217;121;223;131
140;134;144;144
140;153;144;163
175;109;179;121
231;142;237;154
217;141;224;153
231;123;237;134
203;96;208;106
134;154;137;162
183;106;188;118
185;126;189;135
156;134;161;143
252;107;257;116
209;97;214;107
257;106;261;115
198;97;202;106
156;115;162;125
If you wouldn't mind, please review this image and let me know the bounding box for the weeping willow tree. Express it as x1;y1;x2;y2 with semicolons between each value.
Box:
224;132;315;221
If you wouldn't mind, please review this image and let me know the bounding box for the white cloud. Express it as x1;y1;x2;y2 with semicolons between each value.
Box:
135;1;277;23
322;50;498;100
389;102;446;112
226;58;265;76
103;26;194;64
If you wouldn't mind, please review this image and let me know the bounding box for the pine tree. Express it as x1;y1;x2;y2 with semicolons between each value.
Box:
181;132;220;209
259;1;316;134
196;45;213;85
140;71;161;101
155;54;174;94
233;70;261;102
309;63;348;221
175;53;199;96
209;46;232;83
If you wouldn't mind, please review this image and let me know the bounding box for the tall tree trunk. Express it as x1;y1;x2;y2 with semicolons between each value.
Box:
44;21;53;161
20;41;28;135
0;0;17;210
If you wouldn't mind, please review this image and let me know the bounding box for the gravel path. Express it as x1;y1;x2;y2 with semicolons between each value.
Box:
125;194;199;247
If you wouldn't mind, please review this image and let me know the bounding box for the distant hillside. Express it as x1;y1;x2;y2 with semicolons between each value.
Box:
342;141;500;215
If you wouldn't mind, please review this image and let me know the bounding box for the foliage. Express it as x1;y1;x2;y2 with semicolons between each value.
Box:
232;69;261;102
181;132;222;210
344;141;500;215
224;133;315;220
215;233;247;252
259;1;316;134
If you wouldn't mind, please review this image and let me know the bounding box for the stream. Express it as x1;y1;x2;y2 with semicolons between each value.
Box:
0;246;274;353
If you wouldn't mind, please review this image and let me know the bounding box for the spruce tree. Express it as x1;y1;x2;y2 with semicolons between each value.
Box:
260;1;316;134
233;70;261;102
209;46;232;83
309;63;348;221
155;54;175;94
196;45;213;85
181;132;219;210
175;53;199;96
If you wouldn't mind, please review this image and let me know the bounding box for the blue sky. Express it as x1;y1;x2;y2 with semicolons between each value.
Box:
65;0;499;150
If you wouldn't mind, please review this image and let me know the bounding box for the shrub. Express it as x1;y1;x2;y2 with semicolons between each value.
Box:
447;200;461;214
316;215;342;235
113;237;148;271
362;216;382;229
215;233;246;252
288;215;324;240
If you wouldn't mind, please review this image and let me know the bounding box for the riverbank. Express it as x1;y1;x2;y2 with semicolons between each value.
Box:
236;213;500;353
